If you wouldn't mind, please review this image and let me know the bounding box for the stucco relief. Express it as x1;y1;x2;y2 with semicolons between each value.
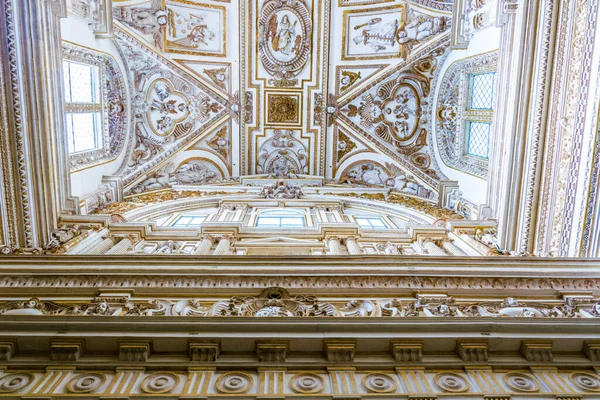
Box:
338;161;436;201
339;46;447;183
256;129;309;178
258;0;312;87
113;29;227;189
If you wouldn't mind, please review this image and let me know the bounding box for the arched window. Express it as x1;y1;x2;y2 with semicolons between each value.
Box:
436;52;498;177
62;42;127;172
255;209;306;228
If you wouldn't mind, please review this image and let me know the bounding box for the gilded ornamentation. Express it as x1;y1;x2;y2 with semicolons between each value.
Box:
44;225;82;252
0;373;33;393
114;28;226;188
66;373;105;393
267;94;300;124
258;0;312;86
290;373;325;394
207;126;230;159
362;373;397;393
336;130;358;161
324;192;462;220
215;372;253;394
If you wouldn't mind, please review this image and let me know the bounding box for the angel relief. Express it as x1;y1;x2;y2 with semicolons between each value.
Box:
267;12;302;62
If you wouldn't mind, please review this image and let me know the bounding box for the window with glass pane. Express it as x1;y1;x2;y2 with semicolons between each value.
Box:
256;216;305;228
470;72;496;110
172;216;207;227
467;122;491;159
63;60;102;153
355;217;388;229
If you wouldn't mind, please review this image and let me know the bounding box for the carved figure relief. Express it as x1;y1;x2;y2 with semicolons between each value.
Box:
258;0;312;86
129;159;222;194
165;1;225;56
338;161;436;200
256;130;308;178
343;5;406;60
114;0;168;49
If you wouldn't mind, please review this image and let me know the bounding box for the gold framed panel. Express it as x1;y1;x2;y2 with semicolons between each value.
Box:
342;4;406;61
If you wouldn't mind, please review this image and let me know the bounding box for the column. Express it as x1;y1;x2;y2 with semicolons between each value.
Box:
213;236;233;255
326;237;342;255
441;240;465;256
0;0;77;250
87;238;114;255
421;239;447;256
459;232;496;256
105;238;133;255
192;235;214;255
345;237;362;255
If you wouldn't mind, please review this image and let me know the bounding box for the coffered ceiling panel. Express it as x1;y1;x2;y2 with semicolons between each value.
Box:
110;0;452;201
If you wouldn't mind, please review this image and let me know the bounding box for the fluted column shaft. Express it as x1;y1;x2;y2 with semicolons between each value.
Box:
345;237;362;255
327;237;342;255
193;236;215;255
213;236;232;255
441;240;465;256
87;238;114;255
105;238;133;255
422;240;447;256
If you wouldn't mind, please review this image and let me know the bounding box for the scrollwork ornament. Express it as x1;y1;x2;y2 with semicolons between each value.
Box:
0;373;33;393
215;372;253;394
503;372;540;392
140;373;179;394
570;372;600;392
290;373;325;394
362;373;397;393
434;372;469;393
67;373;105;393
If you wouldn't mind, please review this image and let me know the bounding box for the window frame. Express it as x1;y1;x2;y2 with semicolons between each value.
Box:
354;216;389;229
254;209;307;229
435;51;498;178
171;215;208;228
62;42;128;172
63;59;104;154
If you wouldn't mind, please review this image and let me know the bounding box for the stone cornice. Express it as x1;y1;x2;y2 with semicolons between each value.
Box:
0;256;599;296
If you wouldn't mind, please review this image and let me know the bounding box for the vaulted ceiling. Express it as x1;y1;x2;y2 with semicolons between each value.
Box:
110;0;453;201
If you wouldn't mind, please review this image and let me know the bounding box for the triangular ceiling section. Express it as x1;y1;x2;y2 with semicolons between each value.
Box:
112;25;230;193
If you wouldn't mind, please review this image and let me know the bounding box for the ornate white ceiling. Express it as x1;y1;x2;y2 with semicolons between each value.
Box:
110;0;453;201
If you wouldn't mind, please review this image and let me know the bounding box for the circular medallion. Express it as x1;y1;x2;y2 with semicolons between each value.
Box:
140;373;179;394
290;373;325;394
66;373;105;393
503;372;540;392
0;373;33;393
570;372;600;392
362;373;397;393
258;0;312;82
215;372;253;394
434;372;470;393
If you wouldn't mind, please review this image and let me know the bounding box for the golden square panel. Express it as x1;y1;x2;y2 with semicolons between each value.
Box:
342;4;406;61
265;91;303;127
